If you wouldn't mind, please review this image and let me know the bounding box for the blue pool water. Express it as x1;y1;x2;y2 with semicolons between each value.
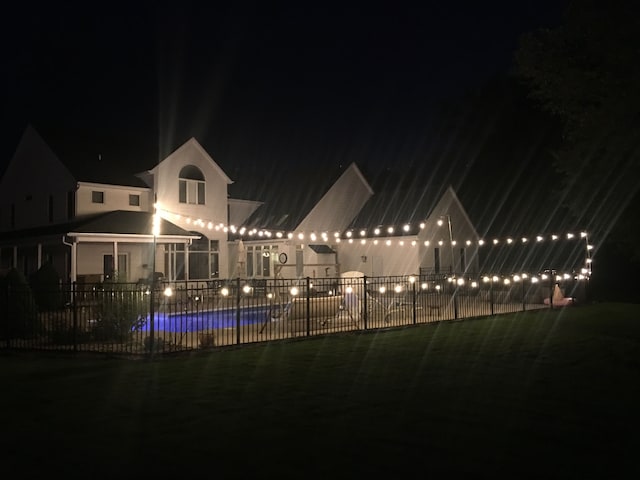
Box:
141;305;281;332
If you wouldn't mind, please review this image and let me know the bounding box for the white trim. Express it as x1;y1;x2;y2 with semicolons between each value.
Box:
66;232;200;243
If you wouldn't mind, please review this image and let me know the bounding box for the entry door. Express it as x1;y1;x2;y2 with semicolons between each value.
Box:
104;254;127;281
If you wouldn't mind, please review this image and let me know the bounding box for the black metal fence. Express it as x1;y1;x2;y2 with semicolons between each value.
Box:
0;273;587;356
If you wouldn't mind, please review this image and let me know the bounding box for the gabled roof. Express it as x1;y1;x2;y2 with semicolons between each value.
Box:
347;183;450;233
4;125;148;188
228;163;357;231
146;137;233;185
0;211;197;243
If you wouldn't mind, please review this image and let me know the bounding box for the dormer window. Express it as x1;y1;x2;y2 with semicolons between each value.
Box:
178;165;205;205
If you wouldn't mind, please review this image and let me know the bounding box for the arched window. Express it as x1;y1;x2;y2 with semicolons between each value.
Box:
178;165;205;205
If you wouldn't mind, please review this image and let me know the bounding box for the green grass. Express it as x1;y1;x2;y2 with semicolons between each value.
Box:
2;303;639;478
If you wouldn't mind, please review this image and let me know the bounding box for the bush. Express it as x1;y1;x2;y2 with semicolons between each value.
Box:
0;268;39;339
91;275;148;342
30;261;64;311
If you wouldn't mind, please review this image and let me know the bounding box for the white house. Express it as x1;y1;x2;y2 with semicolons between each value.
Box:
0;126;480;286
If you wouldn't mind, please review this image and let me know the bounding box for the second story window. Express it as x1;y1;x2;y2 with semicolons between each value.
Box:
178;165;205;205
129;194;140;206
92;191;104;204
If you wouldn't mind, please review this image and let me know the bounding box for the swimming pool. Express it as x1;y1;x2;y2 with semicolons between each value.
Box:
141;304;284;332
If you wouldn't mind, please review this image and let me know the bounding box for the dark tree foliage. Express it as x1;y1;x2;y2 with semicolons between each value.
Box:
0;268;39;338
515;0;640;259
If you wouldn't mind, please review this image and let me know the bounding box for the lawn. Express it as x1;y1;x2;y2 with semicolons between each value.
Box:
1;303;639;478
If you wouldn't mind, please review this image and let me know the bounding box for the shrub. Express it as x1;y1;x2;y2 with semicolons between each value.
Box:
91;275;148;342
30;261;64;311
0;268;39;339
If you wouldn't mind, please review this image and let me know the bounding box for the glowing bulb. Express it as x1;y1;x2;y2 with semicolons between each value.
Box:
471;281;478;288
386;240;391;246
457;278;464;286
531;277;539;283
346;231;352;238
221;287;229;297
424;241;429;246
298;233;304;240
346;286;353;294
478;239;485;246
421;282;428;290
276;232;283;238
379;286;386;294
503;279;510;285
243;285;252;294
387;227;394;234
419;222;425;229
403;224;410;232
394;285;402;293
360;230;366;237
408;276;416;283
435;285;441;291
163;287;173;297
536;236;543;242
493;239;499;245
290;287;299;296
437;219;443;226
567;233;574;239
374;228;381;235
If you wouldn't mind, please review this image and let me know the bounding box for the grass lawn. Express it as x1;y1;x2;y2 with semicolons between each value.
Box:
1;303;639;478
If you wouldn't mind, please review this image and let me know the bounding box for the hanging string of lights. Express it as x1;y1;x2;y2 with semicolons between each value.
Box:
155;205;593;252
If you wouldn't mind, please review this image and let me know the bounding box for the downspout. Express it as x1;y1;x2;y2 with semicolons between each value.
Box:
62;236;77;284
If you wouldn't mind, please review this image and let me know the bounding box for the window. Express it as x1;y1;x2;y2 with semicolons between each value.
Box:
247;245;278;278
188;237;219;280
434;248;440;274
92;191;104;203
129;194;140;206
178;165;205;205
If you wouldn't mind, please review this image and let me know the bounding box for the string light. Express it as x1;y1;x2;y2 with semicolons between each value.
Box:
154;207;592;252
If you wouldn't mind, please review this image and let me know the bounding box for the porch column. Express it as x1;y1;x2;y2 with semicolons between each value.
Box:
37;243;42;269
113;241;119;279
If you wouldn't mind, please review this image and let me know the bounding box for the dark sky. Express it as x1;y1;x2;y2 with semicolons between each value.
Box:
0;1;569;233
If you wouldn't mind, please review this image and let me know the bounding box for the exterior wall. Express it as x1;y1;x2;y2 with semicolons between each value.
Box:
295;163;373;233
76;182;152;217
76;242;151;283
151;139;233;283
417;187;480;274
337;237;421;276
0;127;76;231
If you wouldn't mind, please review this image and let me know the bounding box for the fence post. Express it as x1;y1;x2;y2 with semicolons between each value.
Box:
305;277;311;336
72;282;78;353
453;283;459;320
490;280;494;316
236;277;241;344
363;276;368;330
148;279;155;356
412;277;417;325
4;285;9;348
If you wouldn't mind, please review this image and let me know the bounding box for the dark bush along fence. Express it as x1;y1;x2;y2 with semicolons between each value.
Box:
0;274;587;356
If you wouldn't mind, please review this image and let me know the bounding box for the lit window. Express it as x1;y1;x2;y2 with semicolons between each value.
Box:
178;165;205;205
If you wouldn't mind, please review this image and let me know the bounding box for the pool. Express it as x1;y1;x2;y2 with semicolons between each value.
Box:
141;304;284;332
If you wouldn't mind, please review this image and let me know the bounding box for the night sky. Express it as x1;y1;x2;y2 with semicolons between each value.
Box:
1;1;569;234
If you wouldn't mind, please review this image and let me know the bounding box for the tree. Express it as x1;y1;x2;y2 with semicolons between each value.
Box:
515;0;640;260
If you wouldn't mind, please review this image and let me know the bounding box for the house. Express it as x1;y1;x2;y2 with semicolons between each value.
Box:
0;126;480;286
